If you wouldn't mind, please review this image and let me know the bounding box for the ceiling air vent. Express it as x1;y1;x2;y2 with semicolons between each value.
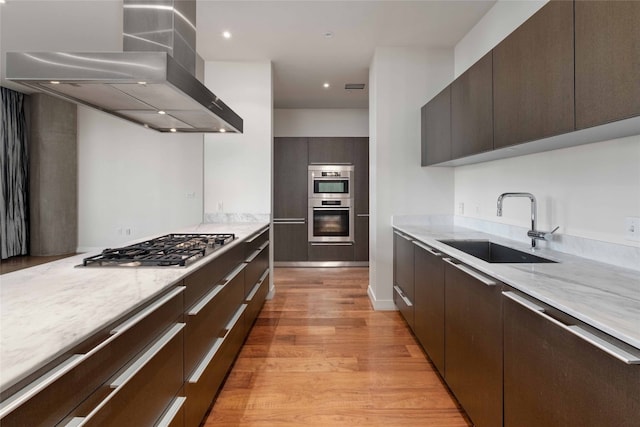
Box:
345;83;366;90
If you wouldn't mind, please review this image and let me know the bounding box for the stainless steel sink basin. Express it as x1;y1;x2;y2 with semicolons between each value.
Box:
437;240;557;264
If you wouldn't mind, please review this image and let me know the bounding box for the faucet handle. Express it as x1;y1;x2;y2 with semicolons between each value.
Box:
549;226;560;235
527;226;560;241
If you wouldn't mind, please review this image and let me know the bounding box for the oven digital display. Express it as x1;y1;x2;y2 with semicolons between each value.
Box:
314;180;348;194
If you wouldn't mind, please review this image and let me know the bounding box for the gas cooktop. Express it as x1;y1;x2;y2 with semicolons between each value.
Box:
82;233;235;267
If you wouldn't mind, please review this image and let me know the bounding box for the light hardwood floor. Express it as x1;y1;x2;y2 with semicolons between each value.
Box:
204;267;471;427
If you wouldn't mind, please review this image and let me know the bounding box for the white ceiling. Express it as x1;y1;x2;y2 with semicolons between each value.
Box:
0;0;495;109
197;1;496;109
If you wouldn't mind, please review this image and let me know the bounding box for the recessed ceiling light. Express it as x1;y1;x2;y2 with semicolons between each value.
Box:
158;110;166;115
143;124;149;128
323;82;330;89
0;1;6;5
137;81;147;85
169;128;177;133
222;31;232;39
324;31;333;38
219;128;226;133
50;81;60;84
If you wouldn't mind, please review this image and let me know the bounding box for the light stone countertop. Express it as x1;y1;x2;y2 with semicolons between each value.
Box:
393;222;640;351
0;222;269;393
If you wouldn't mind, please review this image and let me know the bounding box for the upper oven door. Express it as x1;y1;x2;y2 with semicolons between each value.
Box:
308;165;353;199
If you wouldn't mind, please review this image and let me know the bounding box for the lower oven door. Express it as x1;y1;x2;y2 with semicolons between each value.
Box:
308;202;354;243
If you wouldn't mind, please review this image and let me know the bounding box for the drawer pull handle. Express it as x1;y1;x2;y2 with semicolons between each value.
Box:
274;220;305;225
187;284;224;316
188;305;248;384
246;269;269;302
110;323;185;388
0;354;84;419
245;242;268;263
274;218;305;222
155;396;186;427
413;241;442;256
503;291;640;365
111;286;185;334
356;214;369;217
443;258;496;286
245;227;268;243
393;285;413;307
309;242;353;246
224;263;246;283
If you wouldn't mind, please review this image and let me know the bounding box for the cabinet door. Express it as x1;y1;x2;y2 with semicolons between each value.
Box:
353;137;369;215
413;243;445;376
274;137;308;219
354;215;369;262
575;0;640;129
493;0;574;148
393;231;415;328
503;292;640;427
451;53;493;159
308;137;354;164
421;86;451;166
444;260;502;427
273;222;308;262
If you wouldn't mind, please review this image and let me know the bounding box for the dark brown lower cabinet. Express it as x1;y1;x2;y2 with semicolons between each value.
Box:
503;291;640;427
393;231;415;329
274;221;308;262
444;259;503;427
354;214;369;261
413;242;445;376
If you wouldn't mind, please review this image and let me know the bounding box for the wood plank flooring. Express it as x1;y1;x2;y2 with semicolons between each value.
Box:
204;267;471;427
0;253;77;275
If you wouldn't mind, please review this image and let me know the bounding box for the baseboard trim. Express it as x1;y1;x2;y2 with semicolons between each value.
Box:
367;286;397;311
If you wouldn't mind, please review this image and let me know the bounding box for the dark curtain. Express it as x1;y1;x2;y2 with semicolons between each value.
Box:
1;87;29;259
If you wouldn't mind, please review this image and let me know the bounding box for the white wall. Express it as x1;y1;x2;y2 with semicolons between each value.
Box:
274;109;368;137
203;61;272;217
454;0;548;77
369;47;455;309
453;0;640;248
78;107;204;250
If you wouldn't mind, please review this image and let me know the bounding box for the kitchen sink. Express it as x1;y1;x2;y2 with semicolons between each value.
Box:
437;240;557;264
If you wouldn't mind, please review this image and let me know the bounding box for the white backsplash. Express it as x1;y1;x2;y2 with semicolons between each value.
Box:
204;213;270;223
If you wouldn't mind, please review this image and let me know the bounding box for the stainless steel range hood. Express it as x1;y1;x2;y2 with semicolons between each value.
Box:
5;1;242;133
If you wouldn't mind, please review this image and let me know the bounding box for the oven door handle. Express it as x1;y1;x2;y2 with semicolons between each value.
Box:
309;242;353;246
312;207;351;211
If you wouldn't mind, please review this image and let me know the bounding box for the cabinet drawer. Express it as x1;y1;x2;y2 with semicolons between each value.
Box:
244;241;269;296
245;227;269;257
184;263;246;378
184;304;248;427
62;323;185;427
183;243;244;309
245;270;269;331
0;287;184;427
393;285;414;330
308;242;354;261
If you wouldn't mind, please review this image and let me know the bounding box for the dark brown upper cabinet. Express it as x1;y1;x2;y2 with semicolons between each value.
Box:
493;0;574;149
421;85;451;166
308;137;354;164
273;137;308;219
353;137;369;215
575;0;640;130
451;52;494;158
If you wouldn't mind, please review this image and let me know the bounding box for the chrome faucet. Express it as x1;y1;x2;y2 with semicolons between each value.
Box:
496;192;559;248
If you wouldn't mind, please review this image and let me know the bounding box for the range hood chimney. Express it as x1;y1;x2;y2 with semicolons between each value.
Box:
5;0;242;133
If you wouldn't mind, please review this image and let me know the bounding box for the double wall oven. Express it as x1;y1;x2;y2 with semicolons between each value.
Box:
308;165;354;243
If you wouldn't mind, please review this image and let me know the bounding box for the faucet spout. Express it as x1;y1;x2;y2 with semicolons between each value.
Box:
496;192;538;248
